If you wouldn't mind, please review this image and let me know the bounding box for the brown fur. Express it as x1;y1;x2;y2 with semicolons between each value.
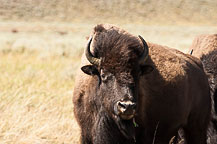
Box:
73;24;211;144
136;43;210;144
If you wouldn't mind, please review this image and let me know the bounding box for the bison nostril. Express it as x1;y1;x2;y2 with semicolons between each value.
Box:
118;101;127;109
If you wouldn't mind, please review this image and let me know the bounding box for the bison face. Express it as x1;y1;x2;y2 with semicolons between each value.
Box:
82;64;153;120
82;61;153;140
81;35;153;139
81;35;153;120
100;69;137;120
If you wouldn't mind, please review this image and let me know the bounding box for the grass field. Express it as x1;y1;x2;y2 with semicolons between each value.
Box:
0;0;217;143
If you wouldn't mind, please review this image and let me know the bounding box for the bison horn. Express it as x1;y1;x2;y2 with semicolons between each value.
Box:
85;37;100;66
138;35;149;63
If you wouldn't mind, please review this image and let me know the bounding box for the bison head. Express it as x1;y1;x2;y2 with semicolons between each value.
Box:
81;25;153;139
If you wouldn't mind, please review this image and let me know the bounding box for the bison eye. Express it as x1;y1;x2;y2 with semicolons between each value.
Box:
100;72;113;83
101;73;106;79
101;73;108;82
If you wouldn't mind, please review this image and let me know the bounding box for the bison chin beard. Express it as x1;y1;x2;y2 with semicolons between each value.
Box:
114;115;136;141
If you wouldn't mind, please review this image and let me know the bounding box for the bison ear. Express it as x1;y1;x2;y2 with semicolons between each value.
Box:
140;65;154;75
81;65;99;76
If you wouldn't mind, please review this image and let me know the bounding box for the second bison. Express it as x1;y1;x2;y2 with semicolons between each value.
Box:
189;34;217;143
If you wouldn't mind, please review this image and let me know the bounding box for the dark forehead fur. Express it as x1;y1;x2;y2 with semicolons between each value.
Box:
91;24;143;78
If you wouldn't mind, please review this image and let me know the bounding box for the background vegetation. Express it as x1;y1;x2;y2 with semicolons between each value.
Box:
1;0;217;25
0;0;217;143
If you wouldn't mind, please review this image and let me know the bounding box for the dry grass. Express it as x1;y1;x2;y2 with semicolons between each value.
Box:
0;52;80;143
0;0;217;25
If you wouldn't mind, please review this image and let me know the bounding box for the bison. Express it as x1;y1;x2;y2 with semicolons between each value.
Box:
189;34;217;143
73;24;211;144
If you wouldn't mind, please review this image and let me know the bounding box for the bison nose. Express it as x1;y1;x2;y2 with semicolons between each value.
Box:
117;101;136;112
115;101;136;120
